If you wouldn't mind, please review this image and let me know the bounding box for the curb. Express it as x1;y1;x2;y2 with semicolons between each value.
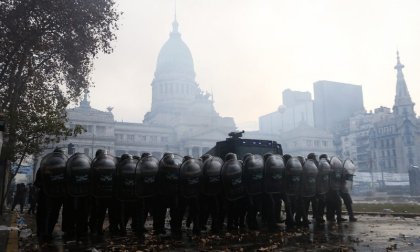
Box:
6;212;18;252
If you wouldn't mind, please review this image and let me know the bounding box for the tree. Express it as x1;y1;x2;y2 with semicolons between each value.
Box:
0;0;120;214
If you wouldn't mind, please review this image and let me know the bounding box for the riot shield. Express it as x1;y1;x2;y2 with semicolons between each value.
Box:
157;153;183;196
316;158;331;195
66;153;91;197
343;159;356;192
285;157;303;196
301;159;318;197
116;155;137;201
263;154;286;194
329;156;343;191
243;154;264;196
135;155;159;198
40;151;68;198
200;156;223;196
180;158;203;198
91;154;117;198
221;158;245;201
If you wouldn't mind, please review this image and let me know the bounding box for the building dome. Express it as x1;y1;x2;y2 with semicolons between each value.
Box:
154;20;195;78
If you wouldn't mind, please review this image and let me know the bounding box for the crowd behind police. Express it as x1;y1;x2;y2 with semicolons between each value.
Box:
33;148;357;242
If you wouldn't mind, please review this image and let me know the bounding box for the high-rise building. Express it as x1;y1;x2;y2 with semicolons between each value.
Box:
259;89;314;134
313;80;365;130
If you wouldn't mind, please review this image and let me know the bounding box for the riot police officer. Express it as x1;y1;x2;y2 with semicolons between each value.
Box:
295;157;318;227
65;152;92;238
135;152;159;236
243;154;264;230
91;149;120;235
340;159;357;222
326;156;344;222
221;153;246;230
262;153;286;231
39;148;68;241
155;153;183;238
178;156;203;235
284;155;303;229
116;154;138;235
199;155;224;233
315;154;331;224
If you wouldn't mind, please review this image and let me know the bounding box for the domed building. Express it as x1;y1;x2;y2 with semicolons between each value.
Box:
143;17;236;149
55;17;236;159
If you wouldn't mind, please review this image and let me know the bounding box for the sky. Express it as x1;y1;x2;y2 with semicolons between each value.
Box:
89;0;420;130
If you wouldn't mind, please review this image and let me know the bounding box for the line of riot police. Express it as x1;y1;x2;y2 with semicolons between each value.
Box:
34;148;356;242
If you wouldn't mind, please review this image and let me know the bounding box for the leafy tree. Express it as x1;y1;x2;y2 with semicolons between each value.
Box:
0;0;120;214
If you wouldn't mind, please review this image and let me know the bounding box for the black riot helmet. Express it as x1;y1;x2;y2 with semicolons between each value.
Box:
120;154;131;161
183;155;193;162
200;154;212;163
95;149;106;158
307;153;317;161
283;154;292;164
319;154;329;160
297;156;306;166
180;158;203;198
225;152;237;161
243;153;253;162
53;147;64;154
263;152;273;162
141;152;152;159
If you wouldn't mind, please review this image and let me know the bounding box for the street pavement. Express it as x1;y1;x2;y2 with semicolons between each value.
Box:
10;213;420;251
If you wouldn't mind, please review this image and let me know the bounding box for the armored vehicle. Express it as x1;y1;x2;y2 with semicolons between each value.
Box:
206;131;283;160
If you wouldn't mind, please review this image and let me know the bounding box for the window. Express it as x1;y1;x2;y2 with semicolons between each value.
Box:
116;134;123;140
150;136;157;143
127;135;135;141
161;136;168;143
306;140;312;147
96;126;106;135
322;140;327;147
314;140;320;147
